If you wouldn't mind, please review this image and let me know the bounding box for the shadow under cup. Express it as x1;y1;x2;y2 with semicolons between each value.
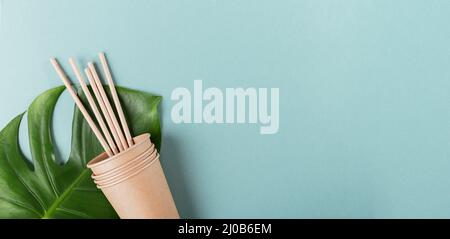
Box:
87;133;179;219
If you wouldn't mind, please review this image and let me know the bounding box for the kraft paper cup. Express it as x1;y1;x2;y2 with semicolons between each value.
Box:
97;156;179;219
93;152;159;185
91;144;156;181
87;133;152;175
87;133;179;219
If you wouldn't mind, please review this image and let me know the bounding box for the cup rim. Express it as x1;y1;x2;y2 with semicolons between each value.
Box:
87;133;151;169
93;153;156;185
92;145;157;181
96;154;160;189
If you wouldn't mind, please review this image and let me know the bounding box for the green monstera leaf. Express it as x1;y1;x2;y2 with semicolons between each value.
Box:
0;86;161;218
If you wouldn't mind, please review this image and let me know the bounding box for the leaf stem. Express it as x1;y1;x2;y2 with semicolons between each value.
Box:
42;169;90;219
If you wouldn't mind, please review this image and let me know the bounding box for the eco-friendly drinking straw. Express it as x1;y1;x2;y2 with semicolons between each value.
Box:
88;63;129;151
50;58;113;157
84;67;125;152
68;58;119;155
99;52;134;147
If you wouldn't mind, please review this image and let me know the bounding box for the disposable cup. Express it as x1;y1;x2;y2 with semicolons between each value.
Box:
87;133;179;219
91;144;156;181
97;156;179;219
87;133;151;175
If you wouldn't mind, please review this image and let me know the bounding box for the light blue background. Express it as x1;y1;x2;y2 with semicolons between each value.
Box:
1;0;450;218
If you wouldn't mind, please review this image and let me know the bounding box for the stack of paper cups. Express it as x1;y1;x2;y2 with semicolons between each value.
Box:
87;133;179;219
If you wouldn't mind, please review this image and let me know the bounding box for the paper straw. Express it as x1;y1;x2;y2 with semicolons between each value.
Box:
68;58;119;155
50;58;113;157
85;67;125;152
88;63;129;150
99;52;134;146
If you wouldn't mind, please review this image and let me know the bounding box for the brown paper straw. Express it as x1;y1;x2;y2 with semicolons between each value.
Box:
88;63;129;150
68;58;119;155
84;67;125;152
98;52;134;146
50;58;113;157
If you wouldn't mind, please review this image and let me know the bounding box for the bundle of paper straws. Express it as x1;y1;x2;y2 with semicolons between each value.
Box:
50;53;133;157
